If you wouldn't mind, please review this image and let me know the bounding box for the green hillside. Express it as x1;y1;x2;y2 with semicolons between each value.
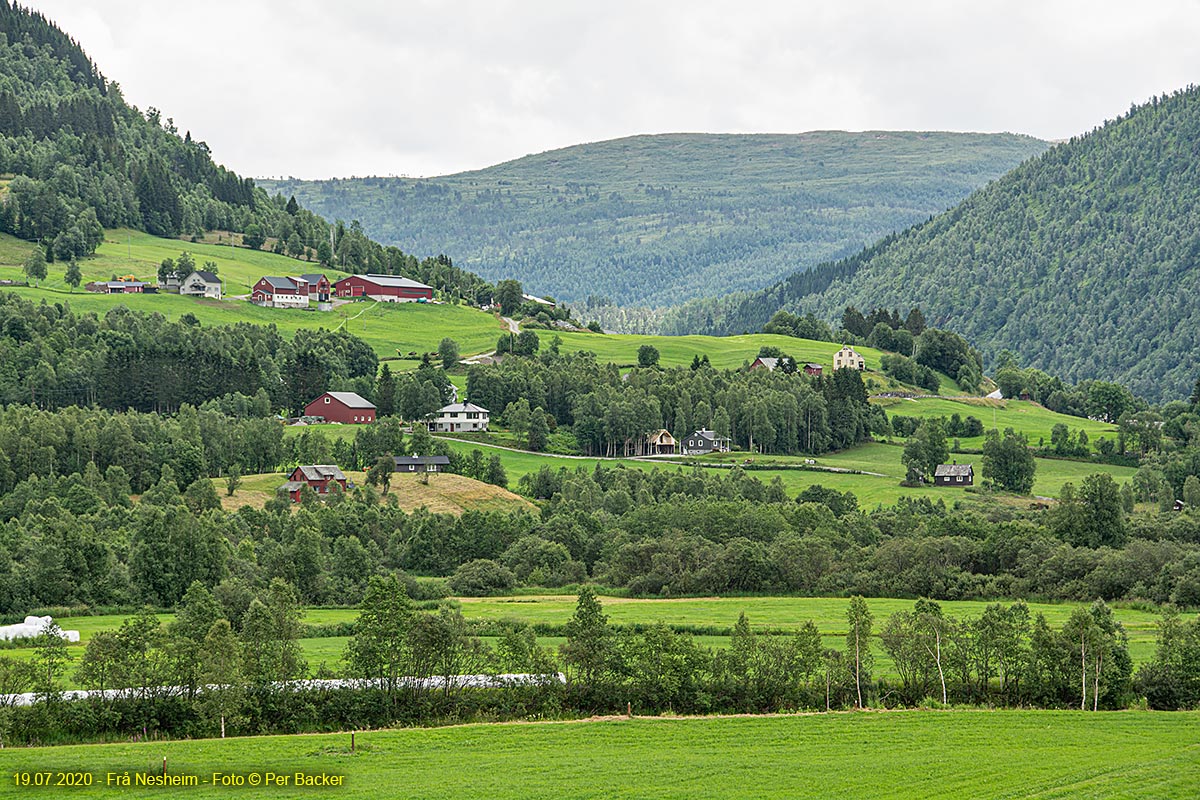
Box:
260;132;1049;308
669;87;1200;402
0;230;508;361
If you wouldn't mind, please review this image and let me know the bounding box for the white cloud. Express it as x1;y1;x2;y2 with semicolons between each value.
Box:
24;0;1200;177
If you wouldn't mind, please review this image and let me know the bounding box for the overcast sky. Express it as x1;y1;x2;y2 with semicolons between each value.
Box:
24;1;1200;179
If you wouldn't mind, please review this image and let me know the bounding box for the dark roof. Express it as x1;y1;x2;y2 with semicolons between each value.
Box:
393;455;451;466
934;464;974;477
689;429;730;443
190;270;220;284
300;274;327;284
260;276;301;290
293;465;347;482
318;391;376;409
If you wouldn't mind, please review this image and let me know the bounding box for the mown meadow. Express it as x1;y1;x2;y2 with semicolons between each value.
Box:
0;711;1196;799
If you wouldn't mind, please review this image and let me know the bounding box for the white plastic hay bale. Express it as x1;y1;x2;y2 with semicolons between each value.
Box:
0;615;80;642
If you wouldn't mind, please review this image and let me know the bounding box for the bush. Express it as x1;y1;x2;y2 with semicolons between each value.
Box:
448;559;516;596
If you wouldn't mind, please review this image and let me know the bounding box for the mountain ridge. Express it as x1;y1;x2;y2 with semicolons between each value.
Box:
671;86;1200;402
260;131;1050;308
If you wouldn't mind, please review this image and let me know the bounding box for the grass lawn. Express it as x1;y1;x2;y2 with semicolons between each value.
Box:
1;711;1197;798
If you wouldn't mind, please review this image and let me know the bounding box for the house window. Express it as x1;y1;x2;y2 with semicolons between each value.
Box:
956;476;962;482
324;397;330;404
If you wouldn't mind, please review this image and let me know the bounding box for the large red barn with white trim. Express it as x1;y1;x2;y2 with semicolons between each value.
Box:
304;391;377;424
334;274;433;302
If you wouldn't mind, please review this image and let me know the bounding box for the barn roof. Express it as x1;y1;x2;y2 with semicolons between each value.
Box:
934;463;974;477
321;391;376;409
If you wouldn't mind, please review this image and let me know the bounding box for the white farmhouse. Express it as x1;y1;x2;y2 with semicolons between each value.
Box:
428;402;490;433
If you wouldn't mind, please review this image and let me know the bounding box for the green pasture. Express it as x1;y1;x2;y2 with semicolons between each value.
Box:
2;285;505;361
428;437;1135;504
0;228;345;296
876;396;1120;450
1;711;1197;798
5;597;1166;687
550;329;966;394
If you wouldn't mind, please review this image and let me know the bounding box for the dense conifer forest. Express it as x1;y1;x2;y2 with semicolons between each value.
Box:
666;87;1200;403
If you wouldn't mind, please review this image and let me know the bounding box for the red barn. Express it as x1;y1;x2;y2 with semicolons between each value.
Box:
334;274;433;302
300;273;332;303
280;464;351;502
803;363;823;377
304;391;377;423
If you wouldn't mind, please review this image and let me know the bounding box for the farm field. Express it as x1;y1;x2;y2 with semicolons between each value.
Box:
0;711;1197;798
0;229;345;296
552;329;967;395
212;470;534;515
2;284;505;362
5;596;1163;688
875;395;1120;450
426;436;1135;504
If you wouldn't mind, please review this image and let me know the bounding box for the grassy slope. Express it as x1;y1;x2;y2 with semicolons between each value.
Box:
874;395;1120;449
553;330;967;394
214;470;534;515
1;712;1197;798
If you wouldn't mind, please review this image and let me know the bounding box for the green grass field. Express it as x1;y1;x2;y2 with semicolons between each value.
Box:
0;229;343;296
551;330;967;395
2;285;505;362
423;436;1135;505
8;597;1163;687
0;711;1196;798
876;396;1120;450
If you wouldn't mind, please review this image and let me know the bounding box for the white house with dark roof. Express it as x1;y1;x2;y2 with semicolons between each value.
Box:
833;345;865;371
393;455;451;473
179;270;222;299
428;402;489;433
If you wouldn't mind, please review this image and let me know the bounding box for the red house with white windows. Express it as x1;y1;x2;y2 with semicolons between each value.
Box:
251;276;310;308
300;273;332;303
334;274;433;302
280;464;351;501
304;391;377;423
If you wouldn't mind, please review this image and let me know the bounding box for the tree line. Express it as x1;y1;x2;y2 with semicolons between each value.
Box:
467;349;880;457
6;586;1200;747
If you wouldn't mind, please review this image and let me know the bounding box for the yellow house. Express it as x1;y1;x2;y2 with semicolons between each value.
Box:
833;345;865;371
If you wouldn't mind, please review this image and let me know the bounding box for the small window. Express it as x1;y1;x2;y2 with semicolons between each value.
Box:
324;396;330;404
956;475;963;483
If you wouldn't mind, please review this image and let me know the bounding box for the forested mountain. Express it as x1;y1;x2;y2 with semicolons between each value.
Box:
0;2;497;299
260;132;1049;308
667;87;1200;403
